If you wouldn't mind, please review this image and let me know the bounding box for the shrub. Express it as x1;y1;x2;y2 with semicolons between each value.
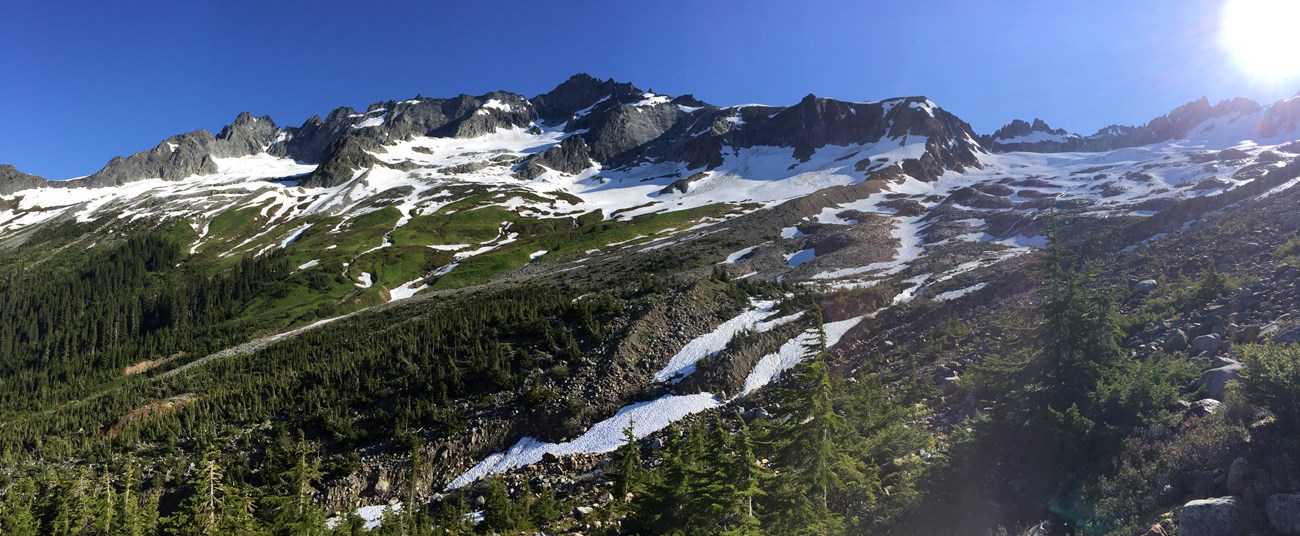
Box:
1237;343;1300;433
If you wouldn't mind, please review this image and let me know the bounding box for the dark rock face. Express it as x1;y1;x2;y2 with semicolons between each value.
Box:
84;130;220;187
531;73;642;126
0;164;50;195
516;134;593;179
81;112;279;187
579;100;690;165
211;112;279;158
299;135;384;188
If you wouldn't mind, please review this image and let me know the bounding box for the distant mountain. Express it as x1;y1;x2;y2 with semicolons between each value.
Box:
981;94;1300;153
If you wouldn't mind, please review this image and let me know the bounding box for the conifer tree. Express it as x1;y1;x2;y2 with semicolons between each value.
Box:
613;421;642;500
0;476;41;535
166;446;260;535
726;414;766;535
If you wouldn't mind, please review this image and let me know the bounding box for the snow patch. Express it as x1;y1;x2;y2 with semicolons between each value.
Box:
446;393;723;489
652;300;799;383
741;316;863;396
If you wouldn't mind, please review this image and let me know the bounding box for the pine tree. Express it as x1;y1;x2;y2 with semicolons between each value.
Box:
769;309;865;534
482;476;527;533
434;495;474;535
725;414;766;535
165;446;260;535
0;476;41;535
264;431;328;535
613;421;642;500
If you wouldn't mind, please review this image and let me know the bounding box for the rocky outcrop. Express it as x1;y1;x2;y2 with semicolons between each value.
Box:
299;135;385;188
516;134;593;179
83;130;220;187
80;112;280;187
0;164;50;195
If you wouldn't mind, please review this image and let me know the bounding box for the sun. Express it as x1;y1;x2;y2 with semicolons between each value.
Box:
1221;0;1300;80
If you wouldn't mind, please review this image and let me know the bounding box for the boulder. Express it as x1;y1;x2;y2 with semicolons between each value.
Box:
1234;324;1261;344
1225;458;1252;496
1178;496;1244;536
1201;362;1244;401
1209;356;1240;369
1268;493;1300;534
1185;398;1222;418
1136;279;1159;293
1165;329;1190;352
938;374;960;395
1191;334;1222;356
1272;325;1300;345
1139;524;1169;536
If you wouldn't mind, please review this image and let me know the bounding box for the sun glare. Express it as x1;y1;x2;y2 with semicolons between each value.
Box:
1221;0;1300;81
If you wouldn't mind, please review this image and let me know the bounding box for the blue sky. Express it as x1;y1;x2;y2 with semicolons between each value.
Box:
2;0;1297;179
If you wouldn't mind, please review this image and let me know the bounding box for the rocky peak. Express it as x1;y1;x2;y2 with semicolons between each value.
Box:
83;130;220;187
988;118;1067;141
531;73;643;125
213;112;279;158
0;164;50;195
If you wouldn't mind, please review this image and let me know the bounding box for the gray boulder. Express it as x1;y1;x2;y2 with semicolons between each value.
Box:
1191;334;1222;356
1272;325;1300;345
1268;493;1300;534
1225;457;1252;496
1178;496;1244;536
1185;398;1222;418
1201;362;1244;401
1165;329;1190;352
1136;279;1159;293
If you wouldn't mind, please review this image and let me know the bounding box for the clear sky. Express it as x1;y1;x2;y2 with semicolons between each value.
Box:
3;0;1298;180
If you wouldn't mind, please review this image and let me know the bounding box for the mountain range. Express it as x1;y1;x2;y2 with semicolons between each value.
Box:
3;74;1300;535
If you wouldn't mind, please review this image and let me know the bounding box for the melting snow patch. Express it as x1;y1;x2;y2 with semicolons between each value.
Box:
355;272;373;288
721;245;757;264
892;274;932;304
653;300;801;383
480;98;515;112
997;234;1047;248
297;259;320;270
447;393;723;489
325;503;401;530
352;115;386;129
741;316;863;396
388;278;427;302
780;226;808;239
529;250;548;261
279;223;313;248
785;248;816;267
933;283;987;302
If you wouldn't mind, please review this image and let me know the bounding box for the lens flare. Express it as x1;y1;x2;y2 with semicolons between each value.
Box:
1221;0;1300;81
